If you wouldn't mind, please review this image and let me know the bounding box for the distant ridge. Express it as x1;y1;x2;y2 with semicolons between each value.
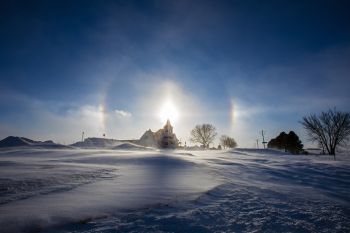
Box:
0;136;71;149
69;137;152;150
70;137;121;148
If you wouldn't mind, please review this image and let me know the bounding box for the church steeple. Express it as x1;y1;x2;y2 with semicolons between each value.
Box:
160;119;177;149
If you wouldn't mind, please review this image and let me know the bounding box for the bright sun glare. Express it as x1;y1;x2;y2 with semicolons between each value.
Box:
159;100;179;124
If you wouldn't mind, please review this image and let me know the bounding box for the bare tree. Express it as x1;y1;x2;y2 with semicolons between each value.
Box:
301;109;350;159
220;135;237;149
190;124;217;149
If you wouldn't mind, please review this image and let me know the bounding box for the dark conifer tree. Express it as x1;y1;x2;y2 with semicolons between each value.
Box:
268;131;303;154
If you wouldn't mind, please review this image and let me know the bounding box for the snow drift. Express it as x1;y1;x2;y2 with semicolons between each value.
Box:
112;142;152;150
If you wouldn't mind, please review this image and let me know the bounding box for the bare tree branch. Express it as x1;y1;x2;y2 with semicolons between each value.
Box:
190;124;217;149
220;135;237;149
300;109;350;159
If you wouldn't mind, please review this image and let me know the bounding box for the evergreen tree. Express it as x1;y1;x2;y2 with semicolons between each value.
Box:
285;131;303;154
268;131;303;154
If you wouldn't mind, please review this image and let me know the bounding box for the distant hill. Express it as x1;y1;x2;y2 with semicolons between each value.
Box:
1;120;179;150
69;137;153;150
70;137;121;148
0;136;71;149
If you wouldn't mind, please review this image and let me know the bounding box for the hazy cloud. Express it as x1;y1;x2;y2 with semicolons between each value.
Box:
114;109;132;118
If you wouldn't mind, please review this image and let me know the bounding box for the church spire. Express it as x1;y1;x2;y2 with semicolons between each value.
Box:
160;119;177;148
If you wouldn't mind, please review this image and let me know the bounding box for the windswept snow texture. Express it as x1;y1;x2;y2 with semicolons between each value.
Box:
112;142;152;150
0;148;349;232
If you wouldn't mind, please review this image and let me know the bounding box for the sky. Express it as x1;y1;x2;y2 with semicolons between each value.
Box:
1;0;350;147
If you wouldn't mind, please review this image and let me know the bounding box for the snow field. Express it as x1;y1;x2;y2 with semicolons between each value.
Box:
0;148;349;232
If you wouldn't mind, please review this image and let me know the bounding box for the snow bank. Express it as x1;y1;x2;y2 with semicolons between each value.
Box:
232;148;291;155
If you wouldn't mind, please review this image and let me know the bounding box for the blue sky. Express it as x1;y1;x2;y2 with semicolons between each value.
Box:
1;0;350;147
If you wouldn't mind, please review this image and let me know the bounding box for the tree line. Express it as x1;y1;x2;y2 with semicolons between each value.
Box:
189;108;350;159
190;124;237;149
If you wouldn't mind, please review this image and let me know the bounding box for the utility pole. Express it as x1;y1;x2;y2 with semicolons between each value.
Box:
82;131;85;142
256;139;259;149
261;130;267;149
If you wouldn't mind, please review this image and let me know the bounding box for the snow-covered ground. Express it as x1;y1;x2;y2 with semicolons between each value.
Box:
0;148;349;232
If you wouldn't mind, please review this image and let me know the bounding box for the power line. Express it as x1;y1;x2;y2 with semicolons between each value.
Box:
261;130;267;149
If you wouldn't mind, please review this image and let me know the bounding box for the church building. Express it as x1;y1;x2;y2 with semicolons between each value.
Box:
160;119;178;149
138;119;178;149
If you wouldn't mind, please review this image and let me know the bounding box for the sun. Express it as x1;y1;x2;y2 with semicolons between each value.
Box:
159;100;179;124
